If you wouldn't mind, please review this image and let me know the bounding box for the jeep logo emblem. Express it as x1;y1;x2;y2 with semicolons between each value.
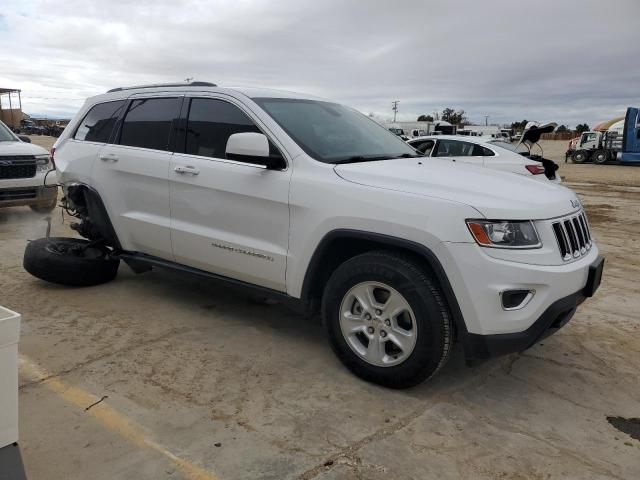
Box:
570;199;580;209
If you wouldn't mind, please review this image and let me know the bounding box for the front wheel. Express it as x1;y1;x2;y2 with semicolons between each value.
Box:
322;251;453;388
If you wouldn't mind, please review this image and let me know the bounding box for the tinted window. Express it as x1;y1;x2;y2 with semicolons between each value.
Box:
253;98;417;163
74;100;126;142
185;98;260;158
411;140;435;155
472;144;495;156
434;140;476;157
119;98;179;151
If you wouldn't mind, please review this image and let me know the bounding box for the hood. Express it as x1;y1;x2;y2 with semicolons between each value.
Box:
0;140;49;156
334;158;579;219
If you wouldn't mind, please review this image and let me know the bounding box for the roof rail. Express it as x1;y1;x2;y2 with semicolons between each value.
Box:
106;81;217;93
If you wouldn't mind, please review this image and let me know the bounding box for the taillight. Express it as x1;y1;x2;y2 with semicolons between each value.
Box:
525;164;545;175
50;147;56;169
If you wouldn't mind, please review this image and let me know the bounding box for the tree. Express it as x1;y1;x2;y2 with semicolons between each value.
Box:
417;114;434;122
575;123;590;134
556;125;568;133
441;108;467;125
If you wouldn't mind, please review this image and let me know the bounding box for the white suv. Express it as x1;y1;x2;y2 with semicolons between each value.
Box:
0;120;57;212
23;82;604;388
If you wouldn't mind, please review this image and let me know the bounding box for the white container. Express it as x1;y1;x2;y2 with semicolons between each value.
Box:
0;306;20;448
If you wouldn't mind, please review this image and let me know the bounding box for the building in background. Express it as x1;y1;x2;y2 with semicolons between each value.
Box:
0;88;24;129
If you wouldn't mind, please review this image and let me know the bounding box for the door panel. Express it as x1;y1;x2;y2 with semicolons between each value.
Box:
90;96;181;259
92;144;173;258
169;97;291;291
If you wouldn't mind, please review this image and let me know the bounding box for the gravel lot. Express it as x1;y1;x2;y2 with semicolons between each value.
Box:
2;137;639;479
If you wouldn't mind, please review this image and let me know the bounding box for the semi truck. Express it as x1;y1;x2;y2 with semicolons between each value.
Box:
567;107;640;164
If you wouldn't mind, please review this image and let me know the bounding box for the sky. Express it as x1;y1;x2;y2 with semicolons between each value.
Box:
0;0;637;128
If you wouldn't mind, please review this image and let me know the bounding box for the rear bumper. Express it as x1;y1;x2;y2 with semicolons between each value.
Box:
0;186;57;208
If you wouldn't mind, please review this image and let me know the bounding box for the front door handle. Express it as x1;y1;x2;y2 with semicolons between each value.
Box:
174;165;200;175
99;153;119;162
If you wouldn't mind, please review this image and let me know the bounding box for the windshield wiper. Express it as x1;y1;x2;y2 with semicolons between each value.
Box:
332;153;421;165
332;155;394;165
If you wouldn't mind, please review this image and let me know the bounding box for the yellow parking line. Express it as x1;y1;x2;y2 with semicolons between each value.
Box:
20;355;220;480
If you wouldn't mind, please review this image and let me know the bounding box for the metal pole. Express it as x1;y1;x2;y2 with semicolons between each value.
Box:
8;91;13;128
392;100;399;123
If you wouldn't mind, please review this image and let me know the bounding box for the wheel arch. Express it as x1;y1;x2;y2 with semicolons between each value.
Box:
300;229;467;339
65;182;122;249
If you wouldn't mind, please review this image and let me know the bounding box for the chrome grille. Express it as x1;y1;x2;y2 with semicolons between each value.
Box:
552;211;592;261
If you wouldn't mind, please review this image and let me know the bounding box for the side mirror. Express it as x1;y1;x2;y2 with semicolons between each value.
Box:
18;135;31;143
226;132;285;170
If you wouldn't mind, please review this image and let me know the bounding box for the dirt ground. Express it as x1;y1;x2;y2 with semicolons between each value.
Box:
1;138;639;479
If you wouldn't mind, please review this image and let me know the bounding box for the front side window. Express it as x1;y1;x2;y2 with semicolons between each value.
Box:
74;100;126;142
185;98;260;158
0;120;17;141
119;98;179;151
253;98;417;163
411;140;434;155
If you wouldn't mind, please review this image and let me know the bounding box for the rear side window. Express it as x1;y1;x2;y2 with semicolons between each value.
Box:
472;144;495;156
74;100;126;142
119;98;180;151
185;98;260;158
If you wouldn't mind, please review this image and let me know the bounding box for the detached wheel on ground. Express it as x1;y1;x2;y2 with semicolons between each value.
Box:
23;237;119;287
572;150;589;163
593;149;609;164
322;251;453;389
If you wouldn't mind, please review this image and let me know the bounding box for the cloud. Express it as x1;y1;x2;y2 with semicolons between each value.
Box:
0;0;638;127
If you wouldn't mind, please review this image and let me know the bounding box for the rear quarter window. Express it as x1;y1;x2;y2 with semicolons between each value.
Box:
74;100;126;142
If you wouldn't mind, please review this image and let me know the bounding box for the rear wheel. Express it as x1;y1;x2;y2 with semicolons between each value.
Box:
322;251;452;388
24;237;119;287
572;150;589;163
593;149;609;164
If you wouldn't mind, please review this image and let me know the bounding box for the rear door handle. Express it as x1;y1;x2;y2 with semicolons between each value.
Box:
174;165;200;175
99;153;119;162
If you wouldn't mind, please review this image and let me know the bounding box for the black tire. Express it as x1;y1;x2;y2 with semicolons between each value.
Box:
23;237;119;287
572;150;589;164
593;149;609;164
322;251;453;389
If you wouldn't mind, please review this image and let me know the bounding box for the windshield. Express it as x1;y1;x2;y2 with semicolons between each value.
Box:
253;98;418;163
0;121;17;142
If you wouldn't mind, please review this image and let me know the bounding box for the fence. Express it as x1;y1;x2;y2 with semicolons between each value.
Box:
540;132;578;141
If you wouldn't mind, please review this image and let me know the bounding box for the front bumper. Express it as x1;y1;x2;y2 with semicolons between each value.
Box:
0;185;57;208
459;256;604;360
464;287;583;359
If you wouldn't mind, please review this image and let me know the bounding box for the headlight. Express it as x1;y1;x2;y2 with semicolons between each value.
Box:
466;220;541;249
35;154;51;172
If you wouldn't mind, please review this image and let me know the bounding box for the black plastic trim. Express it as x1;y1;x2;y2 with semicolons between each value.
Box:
300;229;468;338
464;290;586;360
